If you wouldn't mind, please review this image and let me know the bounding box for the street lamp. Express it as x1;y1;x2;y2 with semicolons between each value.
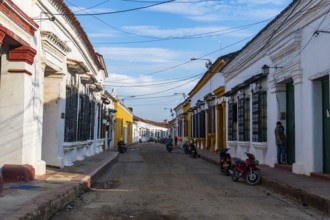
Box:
174;92;186;100
164;108;175;118
313;29;330;37
121;95;135;103
191;57;212;69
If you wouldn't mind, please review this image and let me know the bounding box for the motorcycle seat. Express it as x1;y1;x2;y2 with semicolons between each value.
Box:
232;158;245;164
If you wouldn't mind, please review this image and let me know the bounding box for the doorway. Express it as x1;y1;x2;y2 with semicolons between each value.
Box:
322;76;330;173
286;83;295;164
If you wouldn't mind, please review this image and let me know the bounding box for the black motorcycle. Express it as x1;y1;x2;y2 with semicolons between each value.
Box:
166;143;173;152
190;141;199;158
219;148;232;175
183;141;191;154
117;140;127;154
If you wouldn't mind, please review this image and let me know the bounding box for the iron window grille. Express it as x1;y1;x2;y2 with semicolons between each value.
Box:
252;91;267;142
208;105;216;133
228;102;237;141
199;110;206;138
238;97;250;141
77;94;92;141
184;119;188;137
64;85;78;142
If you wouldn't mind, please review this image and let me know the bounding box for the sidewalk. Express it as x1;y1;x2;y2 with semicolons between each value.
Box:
197;148;330;216
0;150;119;220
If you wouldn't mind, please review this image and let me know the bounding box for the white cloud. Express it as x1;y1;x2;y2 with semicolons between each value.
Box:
96;46;194;63
104;72;198;121
149;0;290;22
121;25;253;39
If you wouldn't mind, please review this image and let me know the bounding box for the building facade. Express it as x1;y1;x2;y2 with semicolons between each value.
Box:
133;116;168;143
0;0;109;175
188;57;226;151
222;0;330;175
114;100;134;147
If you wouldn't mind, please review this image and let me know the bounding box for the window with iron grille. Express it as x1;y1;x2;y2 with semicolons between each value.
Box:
199;110;206;138
238;97;250;141
90;101;95;139
228;102;237;141
191;114;194;138
64;85;78;142
101;109;108;138
194;113;198;138
77;94;92;141
252;91;267;142
97;104;102;138
184;118;188;136
208;105;216;133
178;119;182;136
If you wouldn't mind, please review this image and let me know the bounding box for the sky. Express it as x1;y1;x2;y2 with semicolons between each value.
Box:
64;0;292;122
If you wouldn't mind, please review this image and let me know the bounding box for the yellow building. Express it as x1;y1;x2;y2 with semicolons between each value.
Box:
183;99;191;144
188;57;227;152
114;99;134;147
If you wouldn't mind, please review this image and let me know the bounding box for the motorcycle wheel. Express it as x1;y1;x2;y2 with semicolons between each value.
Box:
245;170;262;185
232;170;239;182
224;166;231;176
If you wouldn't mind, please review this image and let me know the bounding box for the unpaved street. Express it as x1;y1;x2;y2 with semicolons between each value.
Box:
51;143;328;220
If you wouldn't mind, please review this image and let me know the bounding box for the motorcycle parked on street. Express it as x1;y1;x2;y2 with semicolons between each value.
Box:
229;152;261;185
117;139;127;154
183;141;191;154
189;140;199;158
166;143;173;152
219;148;232;176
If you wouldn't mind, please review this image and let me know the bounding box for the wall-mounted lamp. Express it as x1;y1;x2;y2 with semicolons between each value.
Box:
191;57;212;69
196;99;204;106
205;93;215;102
262;64;282;75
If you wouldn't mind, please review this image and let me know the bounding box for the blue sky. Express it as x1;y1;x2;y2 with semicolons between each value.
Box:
64;0;292;122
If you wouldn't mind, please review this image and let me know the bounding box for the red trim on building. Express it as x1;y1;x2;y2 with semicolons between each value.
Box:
0;30;5;44
8;69;33;76
0;0;38;36
0;24;29;46
9;45;37;65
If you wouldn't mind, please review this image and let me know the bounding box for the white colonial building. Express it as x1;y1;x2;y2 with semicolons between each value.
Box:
133;116;168;143
0;0;109;177
222;0;330;175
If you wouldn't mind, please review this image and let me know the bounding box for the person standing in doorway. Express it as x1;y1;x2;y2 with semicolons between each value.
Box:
275;121;286;164
174;136;178;146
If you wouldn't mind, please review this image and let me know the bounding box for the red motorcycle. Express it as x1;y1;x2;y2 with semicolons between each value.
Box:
229;152;261;185
219;148;232;176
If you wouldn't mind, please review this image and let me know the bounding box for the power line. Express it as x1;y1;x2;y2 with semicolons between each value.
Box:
64;0;175;16
108;72;202;84
105;73;202;87
70;0;111;13
92;18;272;45
112;35;253;83
65;0;165;39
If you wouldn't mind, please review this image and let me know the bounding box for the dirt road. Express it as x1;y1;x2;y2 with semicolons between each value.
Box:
51;143;327;220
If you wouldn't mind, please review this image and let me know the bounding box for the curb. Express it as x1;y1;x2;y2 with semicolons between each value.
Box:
199;154;330;215
261;176;330;215
3;153;119;220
